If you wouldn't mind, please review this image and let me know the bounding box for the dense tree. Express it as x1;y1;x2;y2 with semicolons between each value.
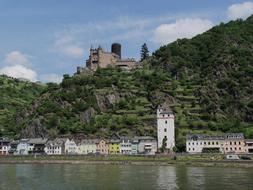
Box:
140;43;149;62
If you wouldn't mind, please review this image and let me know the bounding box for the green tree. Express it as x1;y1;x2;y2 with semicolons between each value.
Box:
140;43;149;62
160;136;167;153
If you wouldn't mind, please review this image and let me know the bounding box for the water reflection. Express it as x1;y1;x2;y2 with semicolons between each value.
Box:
1;164;253;190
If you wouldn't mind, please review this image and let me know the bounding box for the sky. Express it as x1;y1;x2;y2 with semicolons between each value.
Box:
0;0;253;83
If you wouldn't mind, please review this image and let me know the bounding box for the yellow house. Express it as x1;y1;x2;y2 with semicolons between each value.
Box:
109;134;121;154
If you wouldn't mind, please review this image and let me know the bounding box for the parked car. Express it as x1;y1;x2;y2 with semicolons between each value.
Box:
225;154;240;160
240;155;252;160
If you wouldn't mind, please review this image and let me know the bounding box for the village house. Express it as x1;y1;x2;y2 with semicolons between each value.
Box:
120;137;132;155
28;138;48;155
0;138;11;155
45;139;65;155
224;133;246;154
186;133;249;154
96;139;109;155
109;134;121;154
131;138;139;155
8;140;19;155
16;139;31;155
77;139;97;155
186;134;225;153
64;138;78;155
245;139;253;153
135;136;157;155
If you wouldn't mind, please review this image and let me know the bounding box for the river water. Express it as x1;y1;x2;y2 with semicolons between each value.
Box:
0;164;252;190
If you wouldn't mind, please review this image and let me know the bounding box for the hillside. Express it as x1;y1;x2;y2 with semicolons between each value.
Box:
2;16;253;151
0;75;45;137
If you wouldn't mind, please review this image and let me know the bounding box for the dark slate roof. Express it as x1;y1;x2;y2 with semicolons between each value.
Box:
133;136;156;141
186;134;225;141
186;133;245;141
28;138;48;144
224;133;244;139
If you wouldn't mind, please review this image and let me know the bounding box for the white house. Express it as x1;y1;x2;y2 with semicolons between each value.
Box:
120;137;132;155
157;105;175;150
0;138;11;155
16;139;31;155
64;139;77;155
186;134;225;153
45;139;64;155
77;139;97;155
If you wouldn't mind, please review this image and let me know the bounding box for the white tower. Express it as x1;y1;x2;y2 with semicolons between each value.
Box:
157;105;175;150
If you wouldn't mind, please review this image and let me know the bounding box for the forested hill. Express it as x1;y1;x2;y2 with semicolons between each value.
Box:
0;75;45;137
151;16;253;123
1;16;253;150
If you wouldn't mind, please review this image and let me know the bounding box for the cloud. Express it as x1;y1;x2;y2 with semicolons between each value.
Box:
3;51;30;65
153;18;214;45
227;2;253;20
53;35;84;58
40;73;62;83
0;65;37;82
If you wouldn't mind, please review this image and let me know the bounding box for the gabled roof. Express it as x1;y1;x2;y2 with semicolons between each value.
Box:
158;105;173;114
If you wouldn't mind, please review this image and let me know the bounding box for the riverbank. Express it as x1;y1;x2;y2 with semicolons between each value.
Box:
1;154;253;168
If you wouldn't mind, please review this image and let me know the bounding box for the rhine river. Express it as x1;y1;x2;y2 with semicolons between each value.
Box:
0;164;253;190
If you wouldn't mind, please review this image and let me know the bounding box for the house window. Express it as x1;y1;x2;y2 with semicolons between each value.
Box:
212;142;214;145
235;147;237;151
230;142;232;145
165;120;167;124
239;147;241;150
164;128;167;132
193;148;195;151
188;142;190;145
196;142;198;145
226;148;228;150
192;142;194;145
204;142;206;145
230;148;232;151
234;142;236;145
208;142;210;145
189;148;191;151
239;142;241;145
216;142;218;145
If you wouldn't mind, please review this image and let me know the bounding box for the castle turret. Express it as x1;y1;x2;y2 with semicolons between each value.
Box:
111;43;121;59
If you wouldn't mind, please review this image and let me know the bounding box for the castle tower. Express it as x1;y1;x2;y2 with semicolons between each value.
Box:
157;105;175;150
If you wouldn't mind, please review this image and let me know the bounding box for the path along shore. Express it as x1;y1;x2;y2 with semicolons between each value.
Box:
1;155;253;168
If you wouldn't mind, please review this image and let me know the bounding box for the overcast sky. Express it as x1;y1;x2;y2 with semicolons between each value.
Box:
0;0;253;82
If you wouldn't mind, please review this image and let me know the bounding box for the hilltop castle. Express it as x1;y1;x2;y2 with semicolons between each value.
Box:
77;43;138;73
